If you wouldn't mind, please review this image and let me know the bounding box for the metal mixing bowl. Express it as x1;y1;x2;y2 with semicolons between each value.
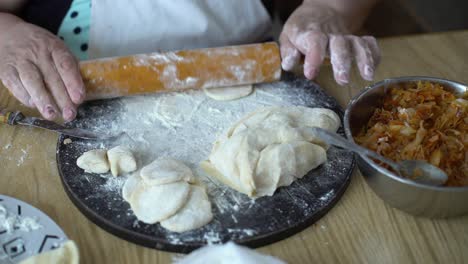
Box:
344;76;468;218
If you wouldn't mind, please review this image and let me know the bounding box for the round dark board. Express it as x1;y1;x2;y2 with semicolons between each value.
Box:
56;74;355;253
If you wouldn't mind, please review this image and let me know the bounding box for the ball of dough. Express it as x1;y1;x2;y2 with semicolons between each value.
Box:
129;181;190;224
161;185;213;232
107;146;137;176
76;149;109;174
140;157;193;185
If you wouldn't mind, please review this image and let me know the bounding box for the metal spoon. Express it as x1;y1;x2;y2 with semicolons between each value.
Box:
311;127;448;186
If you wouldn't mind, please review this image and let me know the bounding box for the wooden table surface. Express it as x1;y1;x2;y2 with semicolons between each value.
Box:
1;31;467;264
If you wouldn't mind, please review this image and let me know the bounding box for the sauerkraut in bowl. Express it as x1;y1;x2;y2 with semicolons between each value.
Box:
354;81;467;186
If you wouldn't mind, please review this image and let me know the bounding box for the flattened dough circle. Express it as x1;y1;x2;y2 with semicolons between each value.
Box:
122;171;141;202
203;85;253;101
140;158;193;185
161;186;213;233
129;181;190;224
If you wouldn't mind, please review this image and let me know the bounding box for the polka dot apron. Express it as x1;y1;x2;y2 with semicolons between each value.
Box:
57;0;91;60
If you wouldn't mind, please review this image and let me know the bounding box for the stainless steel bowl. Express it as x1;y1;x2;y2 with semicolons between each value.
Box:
344;76;468;218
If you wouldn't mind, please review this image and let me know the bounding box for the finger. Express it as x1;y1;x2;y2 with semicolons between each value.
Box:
291;31;328;79
351;36;375;81
329;35;352;85
51;43;85;104
17;61;58;120
0;65;34;107
38;54;77;121
362;36;381;67
279;34;301;71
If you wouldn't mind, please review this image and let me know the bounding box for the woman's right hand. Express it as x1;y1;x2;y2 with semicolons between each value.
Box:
0;13;85;121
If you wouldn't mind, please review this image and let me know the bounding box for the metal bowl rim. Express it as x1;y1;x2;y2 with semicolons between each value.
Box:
344;76;468;192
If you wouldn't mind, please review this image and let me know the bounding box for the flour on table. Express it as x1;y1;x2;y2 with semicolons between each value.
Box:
17;145;31;167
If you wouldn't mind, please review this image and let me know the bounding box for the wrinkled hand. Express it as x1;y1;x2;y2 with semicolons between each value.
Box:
0;18;85;121
279;3;380;85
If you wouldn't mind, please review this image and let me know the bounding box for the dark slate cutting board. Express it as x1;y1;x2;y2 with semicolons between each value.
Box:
56;73;355;253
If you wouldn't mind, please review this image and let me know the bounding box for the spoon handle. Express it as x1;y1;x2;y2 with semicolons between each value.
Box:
311;127;401;171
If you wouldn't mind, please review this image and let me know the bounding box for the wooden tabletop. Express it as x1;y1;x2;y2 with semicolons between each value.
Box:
1;31;467;264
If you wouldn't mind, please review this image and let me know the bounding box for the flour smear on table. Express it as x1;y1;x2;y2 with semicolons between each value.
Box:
68;80;345;244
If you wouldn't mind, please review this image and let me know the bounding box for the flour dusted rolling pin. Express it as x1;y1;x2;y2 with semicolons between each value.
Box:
80;42;282;100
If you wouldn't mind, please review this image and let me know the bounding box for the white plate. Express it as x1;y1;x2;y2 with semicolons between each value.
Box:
0;195;68;264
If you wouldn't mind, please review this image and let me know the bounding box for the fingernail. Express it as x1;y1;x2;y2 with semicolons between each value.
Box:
28;98;35;107
60;59;73;71
63;107;76;121
337;72;349;84
72;91;83;103
282;56;295;71
305;65;319;79
45;105;57;119
364;65;374;80
77;88;86;101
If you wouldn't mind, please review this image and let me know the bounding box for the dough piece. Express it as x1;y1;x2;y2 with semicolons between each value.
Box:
176;241;285;264
202;131;259;196
76;149;109;174
255;141;326;196
202;106;339;198
20;240;79;264
289;141;327;178
140;158;193;185
107;146;137;176
122;171;141;202
228;106;340;148
203;85;253;101
122;158;212;231
129;181;190;224
161;185;213;232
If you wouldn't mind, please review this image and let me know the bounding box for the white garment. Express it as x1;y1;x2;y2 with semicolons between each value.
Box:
175;242;286;264
89;0;272;59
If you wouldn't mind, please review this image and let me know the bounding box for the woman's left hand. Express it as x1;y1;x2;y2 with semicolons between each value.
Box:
279;2;381;85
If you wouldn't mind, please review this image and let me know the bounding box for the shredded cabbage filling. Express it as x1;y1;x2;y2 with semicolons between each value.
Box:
355;81;467;186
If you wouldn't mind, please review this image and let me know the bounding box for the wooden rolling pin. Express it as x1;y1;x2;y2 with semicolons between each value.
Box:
79;42;282;100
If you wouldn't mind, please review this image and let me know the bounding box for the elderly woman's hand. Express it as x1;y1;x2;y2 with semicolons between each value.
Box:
279;1;381;85
0;13;85;121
